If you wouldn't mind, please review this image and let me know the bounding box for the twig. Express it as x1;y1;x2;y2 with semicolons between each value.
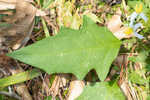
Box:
0;91;21;100
122;0;128;17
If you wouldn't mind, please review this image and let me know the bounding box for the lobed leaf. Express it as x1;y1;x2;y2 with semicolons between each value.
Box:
7;16;121;81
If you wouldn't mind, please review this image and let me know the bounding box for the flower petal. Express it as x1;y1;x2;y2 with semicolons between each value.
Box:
129;20;134;27
139;13;148;22
129;12;138;27
135;4;143;14
129;12;138;22
134;32;144;39
133;23;142;31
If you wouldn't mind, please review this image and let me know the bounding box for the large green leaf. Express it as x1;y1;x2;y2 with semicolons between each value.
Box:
76;82;125;100
7;16;121;81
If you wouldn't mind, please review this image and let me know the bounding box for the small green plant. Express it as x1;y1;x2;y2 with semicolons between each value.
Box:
7;16;121;81
124;3;148;39
1;0;150;99
7;16;122;99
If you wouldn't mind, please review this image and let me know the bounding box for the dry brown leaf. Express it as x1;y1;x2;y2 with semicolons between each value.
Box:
50;75;61;98
50;74;71;100
120;81;134;100
0;0;33;4
67;80;85;100
113;27;133;39
0;2;15;10
0;0;46;16
107;8;122;33
107;8;132;40
0;0;36;49
0;0;33;10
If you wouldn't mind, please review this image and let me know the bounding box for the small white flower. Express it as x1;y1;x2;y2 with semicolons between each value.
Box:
129;12;138;27
133;23;142;31
124;4;148;39
133;23;144;39
129;4;148;27
139;13;148;22
134;32;144;39
124;23;144;39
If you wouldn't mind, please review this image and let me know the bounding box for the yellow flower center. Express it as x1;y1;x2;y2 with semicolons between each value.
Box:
124;27;133;35
135;4;143;13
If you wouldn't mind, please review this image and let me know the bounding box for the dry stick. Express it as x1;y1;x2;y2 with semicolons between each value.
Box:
40;74;51;96
58;90;63;100
0;91;22;100
0;0;33;3
42;16;58;36
118;54;126;86
31;29;43;42
125;45;137;78
119;45;138;100
120;45;136;81
122;0;128;17
119;59;133;100
50;75;61;99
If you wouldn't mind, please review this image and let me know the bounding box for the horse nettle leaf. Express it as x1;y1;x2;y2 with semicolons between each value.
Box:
7;16;121;81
